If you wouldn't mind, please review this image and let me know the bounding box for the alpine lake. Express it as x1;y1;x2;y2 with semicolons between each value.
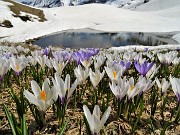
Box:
33;29;178;48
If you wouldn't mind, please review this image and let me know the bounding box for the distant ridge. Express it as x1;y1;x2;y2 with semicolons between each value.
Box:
16;0;151;8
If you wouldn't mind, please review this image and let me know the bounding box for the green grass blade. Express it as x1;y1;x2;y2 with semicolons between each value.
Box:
22;114;28;135
3;104;17;135
59;119;69;135
160;122;169;135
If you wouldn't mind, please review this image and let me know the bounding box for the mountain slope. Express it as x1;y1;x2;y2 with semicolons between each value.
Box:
15;0;151;8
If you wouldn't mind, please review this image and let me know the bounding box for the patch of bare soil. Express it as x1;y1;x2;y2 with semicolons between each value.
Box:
3;0;46;22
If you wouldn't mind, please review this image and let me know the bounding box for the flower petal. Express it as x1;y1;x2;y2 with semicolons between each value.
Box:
31;80;41;98
65;74;70;90
100;106;111;130
67;79;78;100
24;90;39;106
155;77;161;89
93;105;101;120
83;105;93;131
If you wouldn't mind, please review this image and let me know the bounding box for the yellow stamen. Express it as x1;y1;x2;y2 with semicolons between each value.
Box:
96;73;100;79
85;60;88;66
113;71;117;78
16;65;20;71
130;85;135;91
40;90;46;101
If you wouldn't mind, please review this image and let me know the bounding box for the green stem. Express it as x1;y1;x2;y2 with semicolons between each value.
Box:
117;100;122;118
124;99;130;119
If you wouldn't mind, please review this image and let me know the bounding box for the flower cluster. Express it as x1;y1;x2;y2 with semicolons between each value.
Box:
0;44;180;134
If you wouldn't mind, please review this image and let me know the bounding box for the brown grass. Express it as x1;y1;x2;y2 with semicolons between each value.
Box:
3;0;47;22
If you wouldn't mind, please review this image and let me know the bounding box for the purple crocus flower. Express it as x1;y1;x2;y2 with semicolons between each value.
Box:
3;52;13;59
58;96;65;105
112;61;118;66
144;48;149;52
16;72;21;76
134;61;154;76
42;47;50;56
62;51;71;61
119;60;132;70
72;52;82;65
94;49;100;55
53;51;71;62
72;49;94;64
88;48;100;55
80;50;92;61
53;52;59;61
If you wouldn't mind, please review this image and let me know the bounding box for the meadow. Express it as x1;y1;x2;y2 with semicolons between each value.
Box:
0;44;180;135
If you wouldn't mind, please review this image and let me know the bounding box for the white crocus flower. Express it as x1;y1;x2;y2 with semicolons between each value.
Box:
123;51;137;61
94;55;106;70
16;45;24;52
45;58;53;69
0;58;10;74
146;52;155;61
19;55;30;66
172;57;180;65
74;65;89;84
0;58;10;82
157;53;166;63
138;57;147;65
52;73;78;104
134;53;146;64
10;57;26;75
157;51;178;64
127;77;138;100
146;64;161;79
155;78;170;94
109;77;128;101
165;52;177;65
24;48;30;54
31;50;42;57
89;68;105;88
36;55;47;69
80;58;92;69
105;65;125;82
170;75;180;102
83;105;111;134
136;76;155;95
52;59;67;76
105;60;113;67
27;56;37;66
106;53;115;62
24;79;56;112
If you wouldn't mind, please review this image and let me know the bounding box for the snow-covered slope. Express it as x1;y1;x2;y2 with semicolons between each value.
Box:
135;0;180;11
0;0;180;43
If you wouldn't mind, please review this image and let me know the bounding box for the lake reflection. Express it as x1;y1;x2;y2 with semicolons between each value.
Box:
33;29;177;48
